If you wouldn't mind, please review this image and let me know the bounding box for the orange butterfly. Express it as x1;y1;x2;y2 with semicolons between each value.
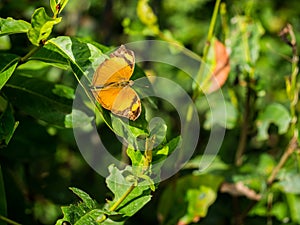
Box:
91;45;141;121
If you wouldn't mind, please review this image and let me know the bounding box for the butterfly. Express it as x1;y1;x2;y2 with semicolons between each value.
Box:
90;45;141;121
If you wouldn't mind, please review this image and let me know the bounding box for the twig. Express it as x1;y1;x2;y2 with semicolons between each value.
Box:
267;132;298;185
0;215;22;225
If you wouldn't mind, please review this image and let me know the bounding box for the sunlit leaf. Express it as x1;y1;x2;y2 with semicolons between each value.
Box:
0;53;20;90
179;186;216;224
50;0;57;15
106;165;152;217
256;103;291;141
0;17;30;36
137;0;158;26
158;174;223;224
27;8;62;46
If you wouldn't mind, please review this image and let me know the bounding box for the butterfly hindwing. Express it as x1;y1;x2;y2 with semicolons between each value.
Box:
91;45;141;121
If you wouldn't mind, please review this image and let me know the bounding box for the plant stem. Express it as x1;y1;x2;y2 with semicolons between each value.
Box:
109;184;136;212
268;130;298;185
203;0;221;61
193;0;221;99
96;184;136;223
267;24;300;184
235;85;251;166
0;215;22;225
235;18;256;166
19;45;43;64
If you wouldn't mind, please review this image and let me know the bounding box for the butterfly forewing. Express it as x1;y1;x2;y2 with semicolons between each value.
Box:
92;45;135;87
91;45;141;121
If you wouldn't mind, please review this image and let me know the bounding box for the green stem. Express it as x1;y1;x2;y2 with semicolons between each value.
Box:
202;0;221;61
193;0;221;99
19;45;42;64
109;184;135;212
96;184;136;223
267;133;298;184
235;18;255;166
0;215;22;225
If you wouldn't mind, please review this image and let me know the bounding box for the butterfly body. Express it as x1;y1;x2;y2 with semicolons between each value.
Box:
91;45;141;121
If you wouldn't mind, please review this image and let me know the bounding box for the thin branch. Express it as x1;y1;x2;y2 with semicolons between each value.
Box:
0;215;22;225
267;133;298;185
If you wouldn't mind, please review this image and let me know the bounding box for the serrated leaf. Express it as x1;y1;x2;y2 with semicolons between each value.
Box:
256;103;291;141
69;187;97;209
0;17;31;36
106;165;152;217
27;8;62;46
0;53;20;90
3;75;72;127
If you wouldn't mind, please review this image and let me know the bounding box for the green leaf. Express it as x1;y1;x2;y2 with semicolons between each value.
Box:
0;17;31;36
158;174;224;225
27;8;62;46
0;103;19;146
285;193;300;223
3;75;72;127
111;116;148;149
50;0;57;15
45;36;106;76
0;165;7;225
278;173;300;194
148;117;167;148
65;109;93;130
106;165;152;217
256;103;291;141
203;98;238;129
0;36;11;50
229;16;265;68
57;0;69;14
184;155;229;173
52;84;74;99
55;188;117;225
69;187;97;209
0;53;20;90
29;46;69;69
179;186;216;224
137;0;158;26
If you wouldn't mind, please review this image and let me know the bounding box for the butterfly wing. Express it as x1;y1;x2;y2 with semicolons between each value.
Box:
92;45;135;87
94;85;141;121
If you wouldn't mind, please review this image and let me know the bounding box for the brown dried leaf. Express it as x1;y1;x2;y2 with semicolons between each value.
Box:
206;40;230;93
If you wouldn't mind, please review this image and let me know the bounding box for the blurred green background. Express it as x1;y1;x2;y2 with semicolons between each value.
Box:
0;0;300;224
